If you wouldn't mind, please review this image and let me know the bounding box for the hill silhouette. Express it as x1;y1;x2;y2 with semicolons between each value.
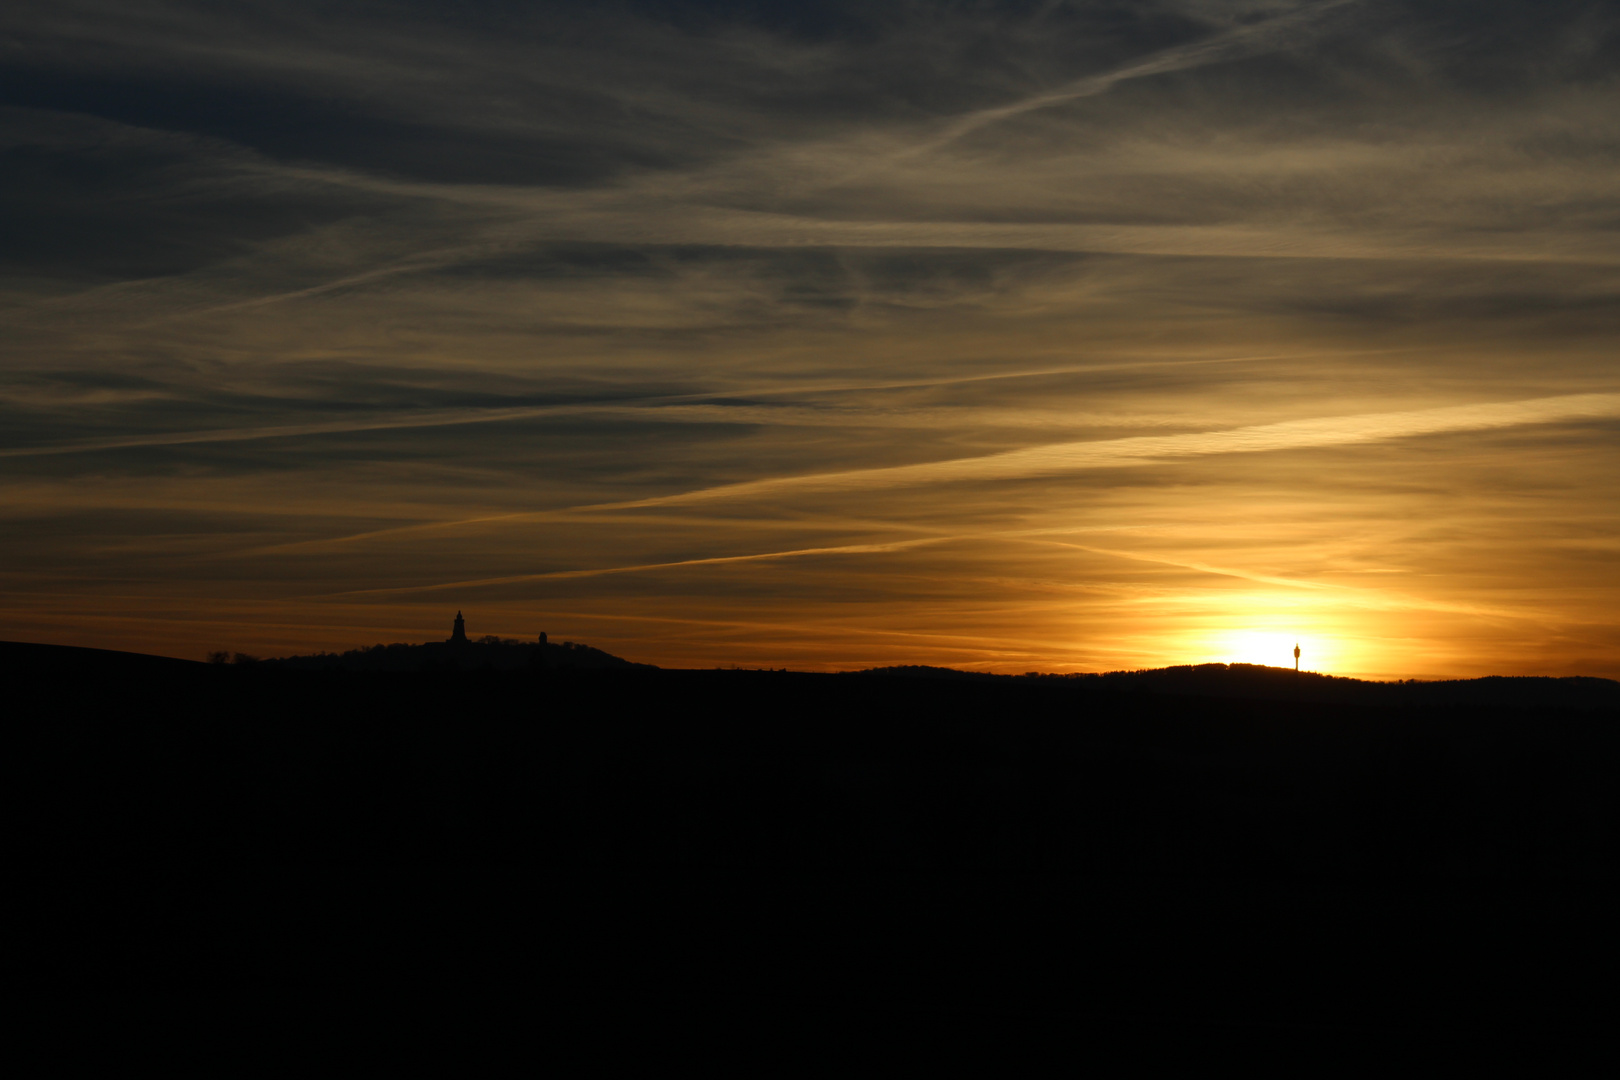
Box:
1;638;202;672
12;637;1616;1038
261;635;649;672
856;661;1620;711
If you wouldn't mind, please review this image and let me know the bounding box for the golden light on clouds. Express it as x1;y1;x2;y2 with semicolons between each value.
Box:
3;2;1619;678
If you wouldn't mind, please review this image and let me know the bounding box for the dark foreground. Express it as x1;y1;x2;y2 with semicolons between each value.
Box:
14;641;1617;1044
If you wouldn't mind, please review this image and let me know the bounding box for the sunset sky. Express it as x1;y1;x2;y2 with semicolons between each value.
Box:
4;1;1618;677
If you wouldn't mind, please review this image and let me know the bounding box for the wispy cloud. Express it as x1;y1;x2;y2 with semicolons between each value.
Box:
0;404;591;459
326;536;955;596
599;393;1620;508
243;392;1620;554
902;0;1358;157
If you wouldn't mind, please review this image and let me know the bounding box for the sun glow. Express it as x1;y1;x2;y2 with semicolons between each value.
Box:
1205;630;1312;670
1140;590;1350;674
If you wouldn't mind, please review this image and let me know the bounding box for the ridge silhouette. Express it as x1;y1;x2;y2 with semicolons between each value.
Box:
10;637;1618;709
11;635;1616;1038
853;659;1620;710
262;635;651;672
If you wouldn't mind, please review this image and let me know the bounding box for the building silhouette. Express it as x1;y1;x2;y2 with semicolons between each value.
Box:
449;611;468;645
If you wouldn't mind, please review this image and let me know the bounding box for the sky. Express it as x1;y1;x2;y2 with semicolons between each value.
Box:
3;0;1619;678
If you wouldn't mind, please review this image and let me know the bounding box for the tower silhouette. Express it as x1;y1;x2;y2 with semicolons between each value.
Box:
450;611;468;644
1294;643;1300;671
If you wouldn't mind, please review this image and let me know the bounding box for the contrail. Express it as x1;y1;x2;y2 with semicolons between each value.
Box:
902;0;1357;158
0;405;573;458
324;536;954;596
0;353;1325;460
257;390;1620;553
1039;541;1340;592
585;392;1620;510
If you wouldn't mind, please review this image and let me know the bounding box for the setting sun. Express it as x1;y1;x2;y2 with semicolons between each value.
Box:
1203;631;1308;671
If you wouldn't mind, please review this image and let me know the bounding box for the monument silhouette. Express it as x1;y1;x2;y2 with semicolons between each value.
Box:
449;611;468;645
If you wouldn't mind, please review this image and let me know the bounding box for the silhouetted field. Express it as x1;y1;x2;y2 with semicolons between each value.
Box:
12;640;1616;1040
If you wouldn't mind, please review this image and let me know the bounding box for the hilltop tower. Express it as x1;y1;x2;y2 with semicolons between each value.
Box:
1294;643;1300;672
450;611;468;644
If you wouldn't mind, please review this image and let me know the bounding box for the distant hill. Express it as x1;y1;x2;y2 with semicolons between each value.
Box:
851;661;1620;711
851;664;1002;681
0;639;202;673
261;635;652;672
